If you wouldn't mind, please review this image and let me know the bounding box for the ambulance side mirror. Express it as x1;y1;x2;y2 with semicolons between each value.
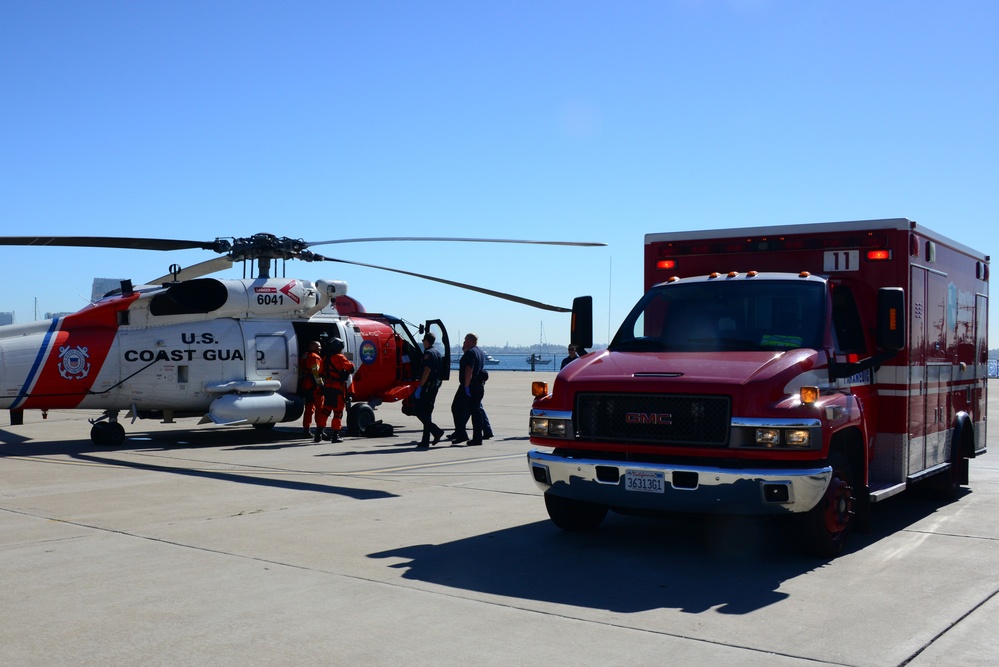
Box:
570;296;593;351
877;287;905;352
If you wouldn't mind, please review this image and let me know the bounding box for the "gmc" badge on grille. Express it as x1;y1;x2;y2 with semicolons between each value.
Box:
625;413;673;425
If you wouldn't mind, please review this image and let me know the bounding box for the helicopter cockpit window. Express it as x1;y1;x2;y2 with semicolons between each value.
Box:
255;335;289;370
150;279;229;316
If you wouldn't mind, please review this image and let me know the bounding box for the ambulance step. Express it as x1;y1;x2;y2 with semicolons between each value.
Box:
869;482;907;502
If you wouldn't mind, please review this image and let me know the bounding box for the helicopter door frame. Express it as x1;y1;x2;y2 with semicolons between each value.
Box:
424;319;450;382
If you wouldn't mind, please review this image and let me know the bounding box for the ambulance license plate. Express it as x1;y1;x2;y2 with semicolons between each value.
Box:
624;470;665;493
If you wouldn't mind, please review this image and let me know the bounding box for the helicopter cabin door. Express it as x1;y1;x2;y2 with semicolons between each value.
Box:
240;322;295;394
425;319;450;381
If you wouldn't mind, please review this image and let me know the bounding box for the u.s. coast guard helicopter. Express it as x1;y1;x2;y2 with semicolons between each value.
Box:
0;233;602;446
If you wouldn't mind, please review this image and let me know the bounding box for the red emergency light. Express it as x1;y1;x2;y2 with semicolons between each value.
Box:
656;259;677;270
866;249;892;261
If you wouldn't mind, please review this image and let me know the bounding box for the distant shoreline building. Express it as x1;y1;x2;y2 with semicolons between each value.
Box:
0;311;13;326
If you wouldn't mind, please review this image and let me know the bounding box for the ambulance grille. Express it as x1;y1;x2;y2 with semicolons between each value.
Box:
575;393;731;446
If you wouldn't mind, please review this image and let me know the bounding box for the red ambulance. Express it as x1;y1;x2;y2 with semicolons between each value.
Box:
528;219;989;557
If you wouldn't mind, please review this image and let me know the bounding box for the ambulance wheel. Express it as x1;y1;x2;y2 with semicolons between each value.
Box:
544;492;607;532
347;403;376;436
928;459;961;501
798;452;855;558
929;446;965;501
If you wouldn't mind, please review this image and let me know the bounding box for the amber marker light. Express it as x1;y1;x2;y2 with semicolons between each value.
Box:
800;386;819;405
532;381;549;398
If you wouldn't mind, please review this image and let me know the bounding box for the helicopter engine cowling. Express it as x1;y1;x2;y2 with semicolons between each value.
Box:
206;393;303;426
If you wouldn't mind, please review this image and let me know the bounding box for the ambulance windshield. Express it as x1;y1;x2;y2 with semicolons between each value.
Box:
610;279;826;353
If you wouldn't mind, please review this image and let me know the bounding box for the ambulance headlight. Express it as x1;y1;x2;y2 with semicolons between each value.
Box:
735;419;821;450
529;410;573;439
755;428;781;446
785;430;811;447
530;418;551;436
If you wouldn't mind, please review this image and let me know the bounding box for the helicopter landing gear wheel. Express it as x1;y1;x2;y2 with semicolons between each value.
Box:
90;421;126;447
347;403;376;436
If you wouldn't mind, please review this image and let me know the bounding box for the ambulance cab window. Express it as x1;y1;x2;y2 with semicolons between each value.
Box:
831;285;866;354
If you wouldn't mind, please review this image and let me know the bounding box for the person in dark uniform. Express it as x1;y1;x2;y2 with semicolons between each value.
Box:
414;331;446;449
449;332;487;446
560;344;579;369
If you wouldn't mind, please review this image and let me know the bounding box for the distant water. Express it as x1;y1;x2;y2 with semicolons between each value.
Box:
449;352;562;372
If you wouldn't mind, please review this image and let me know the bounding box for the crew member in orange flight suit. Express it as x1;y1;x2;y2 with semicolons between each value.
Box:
300;340;328;439
321;337;355;443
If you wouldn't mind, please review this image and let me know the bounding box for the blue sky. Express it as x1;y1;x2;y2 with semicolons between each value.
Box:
2;1;996;347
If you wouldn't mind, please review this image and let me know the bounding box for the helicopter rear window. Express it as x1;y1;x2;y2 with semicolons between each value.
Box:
150;279;229;316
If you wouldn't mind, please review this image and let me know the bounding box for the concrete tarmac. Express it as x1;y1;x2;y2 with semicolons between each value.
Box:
2;373;997;666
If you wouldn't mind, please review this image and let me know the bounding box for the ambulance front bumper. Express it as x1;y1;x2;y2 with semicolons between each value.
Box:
527;450;832;515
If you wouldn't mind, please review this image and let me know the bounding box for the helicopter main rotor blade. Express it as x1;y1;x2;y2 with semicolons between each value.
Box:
307;237;605;248
0;235;225;252
316;255;571;313
145;256;236;285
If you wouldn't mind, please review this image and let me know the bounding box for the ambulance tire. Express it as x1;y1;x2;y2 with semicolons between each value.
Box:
347;403;376;436
798;451;855;559
544;492;607;532
929;424;969;501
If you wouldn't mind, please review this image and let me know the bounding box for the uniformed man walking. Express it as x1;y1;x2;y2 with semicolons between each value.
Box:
449;332;487;446
414;331;446;449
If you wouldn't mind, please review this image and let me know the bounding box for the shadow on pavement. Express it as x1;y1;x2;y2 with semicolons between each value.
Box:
369;491;969;614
